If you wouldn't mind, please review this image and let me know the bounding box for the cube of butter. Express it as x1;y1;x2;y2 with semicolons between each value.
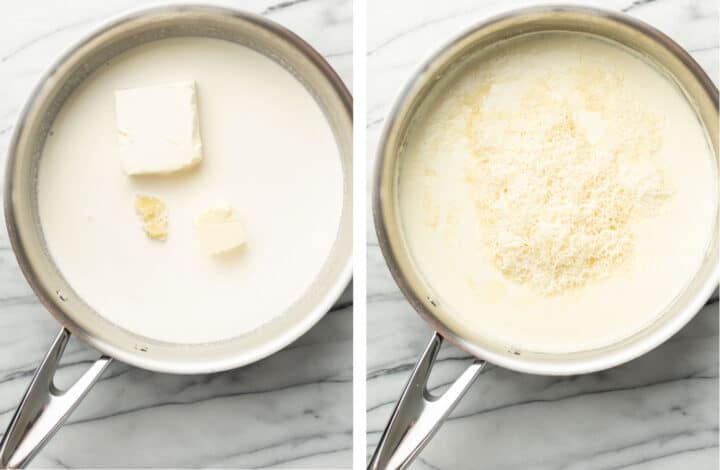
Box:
115;81;203;175
195;207;246;255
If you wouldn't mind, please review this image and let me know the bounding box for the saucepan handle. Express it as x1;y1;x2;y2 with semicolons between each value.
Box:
368;332;485;470
0;328;112;469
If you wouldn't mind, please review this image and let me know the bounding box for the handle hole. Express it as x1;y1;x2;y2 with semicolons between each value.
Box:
49;335;87;391
423;340;475;399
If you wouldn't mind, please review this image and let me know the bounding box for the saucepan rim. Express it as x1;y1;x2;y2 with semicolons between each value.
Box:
373;4;719;376
4;3;353;374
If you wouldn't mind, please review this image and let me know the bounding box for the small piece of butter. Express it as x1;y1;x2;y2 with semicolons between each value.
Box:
195;207;246;255
135;195;168;241
115;81;203;175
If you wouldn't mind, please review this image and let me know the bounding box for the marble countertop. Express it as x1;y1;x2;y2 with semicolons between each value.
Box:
366;1;718;469
0;0;351;468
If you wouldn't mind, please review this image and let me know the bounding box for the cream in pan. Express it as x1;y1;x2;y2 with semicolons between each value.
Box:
38;37;343;344
398;32;717;353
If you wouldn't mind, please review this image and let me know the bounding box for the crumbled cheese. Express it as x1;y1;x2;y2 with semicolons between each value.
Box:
135;195;168;241
459;66;670;295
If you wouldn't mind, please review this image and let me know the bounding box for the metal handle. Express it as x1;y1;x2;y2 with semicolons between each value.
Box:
0;328;112;469
368;332;485;470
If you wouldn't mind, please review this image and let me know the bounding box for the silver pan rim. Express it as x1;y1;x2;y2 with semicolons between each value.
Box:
5;3;353;374
373;4;719;376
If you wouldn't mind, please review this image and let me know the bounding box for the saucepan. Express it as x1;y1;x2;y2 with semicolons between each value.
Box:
1;4;352;468
369;6;718;469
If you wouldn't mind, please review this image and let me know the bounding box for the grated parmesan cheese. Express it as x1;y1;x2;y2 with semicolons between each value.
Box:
458;66;671;295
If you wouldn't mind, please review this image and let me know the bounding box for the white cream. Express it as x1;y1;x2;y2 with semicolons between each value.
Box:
398;33;717;353
38;37;343;344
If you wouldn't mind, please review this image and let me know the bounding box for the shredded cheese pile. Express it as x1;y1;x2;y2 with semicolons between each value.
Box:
461;67;671;295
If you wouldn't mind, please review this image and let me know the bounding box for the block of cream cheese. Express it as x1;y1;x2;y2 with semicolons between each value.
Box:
115;81;203;175
195;207;246;255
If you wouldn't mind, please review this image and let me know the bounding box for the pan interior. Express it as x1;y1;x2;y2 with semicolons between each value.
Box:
7;7;352;373
377;8;718;375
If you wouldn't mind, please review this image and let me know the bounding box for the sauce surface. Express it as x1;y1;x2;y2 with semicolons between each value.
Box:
398;33;716;353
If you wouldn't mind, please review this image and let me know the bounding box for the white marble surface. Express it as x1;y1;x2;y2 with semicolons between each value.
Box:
367;0;719;469
0;0;352;468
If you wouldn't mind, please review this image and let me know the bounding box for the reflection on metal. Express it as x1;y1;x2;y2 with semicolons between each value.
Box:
0;329;111;469
368;333;484;470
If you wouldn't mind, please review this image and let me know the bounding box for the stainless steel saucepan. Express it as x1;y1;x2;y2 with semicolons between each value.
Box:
369;6;718;469
1;5;352;468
